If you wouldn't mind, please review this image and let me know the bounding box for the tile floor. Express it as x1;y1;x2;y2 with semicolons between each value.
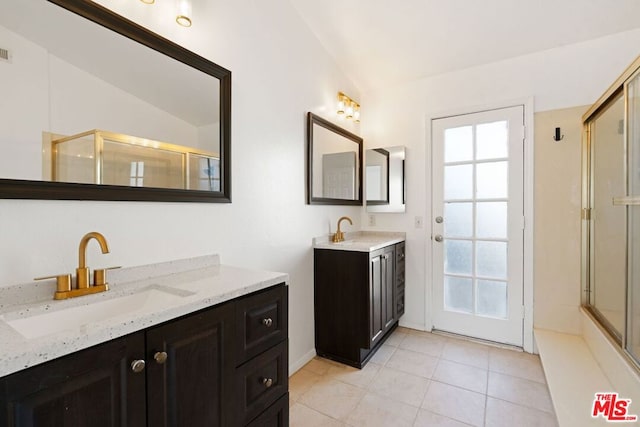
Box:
289;327;558;427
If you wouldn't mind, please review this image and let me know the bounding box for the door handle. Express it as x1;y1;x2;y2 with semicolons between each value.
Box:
435;216;443;224
434;235;443;242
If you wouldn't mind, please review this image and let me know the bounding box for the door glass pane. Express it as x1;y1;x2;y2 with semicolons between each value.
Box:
445;202;473;238
444;164;473;199
445;240;472;275
444;126;473;163
477;202;507;239
476;161;508;199
477;121;508;160
444;276;473;313
476;241;507;279
477;280;507;318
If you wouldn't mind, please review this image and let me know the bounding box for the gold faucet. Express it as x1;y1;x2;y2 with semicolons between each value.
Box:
77;232;110;290
332;216;353;242
35;231;115;300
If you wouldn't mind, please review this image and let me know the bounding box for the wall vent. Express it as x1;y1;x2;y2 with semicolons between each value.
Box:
0;48;11;63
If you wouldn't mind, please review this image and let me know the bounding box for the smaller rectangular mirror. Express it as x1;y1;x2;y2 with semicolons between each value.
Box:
307;112;363;205
367;146;406;213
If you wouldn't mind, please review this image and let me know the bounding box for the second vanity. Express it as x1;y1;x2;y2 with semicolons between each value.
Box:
313;231;406;368
0;255;289;427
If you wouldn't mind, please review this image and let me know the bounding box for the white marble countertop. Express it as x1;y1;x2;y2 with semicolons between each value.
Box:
0;255;288;377
313;231;405;252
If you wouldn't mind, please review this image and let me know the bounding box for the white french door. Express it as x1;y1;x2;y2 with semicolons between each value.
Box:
431;106;525;346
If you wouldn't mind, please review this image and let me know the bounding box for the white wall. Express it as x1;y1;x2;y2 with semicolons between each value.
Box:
361;28;640;334
0;0;361;372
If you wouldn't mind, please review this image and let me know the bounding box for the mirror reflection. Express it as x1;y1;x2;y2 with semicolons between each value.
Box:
366;149;389;205
307;113;363;205
366;146;406;213
0;0;226;195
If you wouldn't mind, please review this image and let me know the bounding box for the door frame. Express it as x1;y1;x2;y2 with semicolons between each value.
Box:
424;97;535;353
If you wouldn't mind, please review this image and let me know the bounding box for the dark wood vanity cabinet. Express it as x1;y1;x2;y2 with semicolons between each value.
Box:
146;303;234;426
0;332;146;427
314;242;405;368
0;283;288;427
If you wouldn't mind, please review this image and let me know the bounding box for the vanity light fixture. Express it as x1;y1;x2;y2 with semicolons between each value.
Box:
176;0;193;27
337;92;360;123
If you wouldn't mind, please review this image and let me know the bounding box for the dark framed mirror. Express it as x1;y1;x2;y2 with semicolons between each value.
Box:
306;112;363;205
0;0;231;202
367;146;406;213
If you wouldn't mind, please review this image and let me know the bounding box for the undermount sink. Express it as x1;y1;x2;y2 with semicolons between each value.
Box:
1;287;189;340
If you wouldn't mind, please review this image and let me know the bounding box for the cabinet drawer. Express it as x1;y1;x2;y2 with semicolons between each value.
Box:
236;284;288;364
234;340;288;425
246;393;289;427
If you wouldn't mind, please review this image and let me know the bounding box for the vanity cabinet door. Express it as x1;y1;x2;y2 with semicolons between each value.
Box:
370;245;396;347
145;302;234;427
0;332;146;427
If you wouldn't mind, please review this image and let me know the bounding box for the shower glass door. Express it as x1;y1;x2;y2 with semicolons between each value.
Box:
588;92;626;340
585;60;640;369
626;70;640;362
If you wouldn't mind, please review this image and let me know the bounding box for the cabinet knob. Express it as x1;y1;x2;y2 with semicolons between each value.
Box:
154;351;168;364
131;359;146;373
262;318;273;327
262;377;274;388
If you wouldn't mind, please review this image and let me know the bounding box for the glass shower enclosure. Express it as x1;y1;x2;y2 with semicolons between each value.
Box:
50;130;220;191
583;56;640;367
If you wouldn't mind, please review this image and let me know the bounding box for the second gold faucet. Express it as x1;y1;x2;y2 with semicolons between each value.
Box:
332;216;353;243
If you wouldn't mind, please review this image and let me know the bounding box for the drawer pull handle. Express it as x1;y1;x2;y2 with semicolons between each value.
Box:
154;351;168;364
262;377;274;388
131;359;146;373
262;318;273;327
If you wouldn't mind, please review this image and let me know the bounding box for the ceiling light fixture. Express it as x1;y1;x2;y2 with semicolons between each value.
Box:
337;92;360;123
176;0;193;27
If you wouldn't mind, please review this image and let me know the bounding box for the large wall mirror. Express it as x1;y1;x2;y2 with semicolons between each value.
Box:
307;113;363;205
0;0;231;202
366;146;406;213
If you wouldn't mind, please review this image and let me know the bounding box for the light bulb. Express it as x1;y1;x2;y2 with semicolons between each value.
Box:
337;94;345;115
353;106;360;123
176;0;192;27
345;101;354;119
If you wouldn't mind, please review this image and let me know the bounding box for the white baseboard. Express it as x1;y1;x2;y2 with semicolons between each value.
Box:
289;348;316;377
398;320;427;332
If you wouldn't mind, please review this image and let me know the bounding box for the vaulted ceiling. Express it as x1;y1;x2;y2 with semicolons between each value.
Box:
288;0;640;92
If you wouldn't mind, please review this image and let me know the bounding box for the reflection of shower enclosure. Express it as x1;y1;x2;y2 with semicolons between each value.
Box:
583;57;640;368
51;130;220;191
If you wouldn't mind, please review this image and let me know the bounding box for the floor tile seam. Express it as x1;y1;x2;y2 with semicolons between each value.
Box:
486;364;547;384
439;353;490;370
436;356;491;375
394;344;442;360
292;401;344;423
487;368;551;390
366;383;428;411
485;393;556;415
427;375;488;396
414;408;477;427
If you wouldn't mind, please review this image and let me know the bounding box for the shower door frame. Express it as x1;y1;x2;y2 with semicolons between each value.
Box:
582;55;640;370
